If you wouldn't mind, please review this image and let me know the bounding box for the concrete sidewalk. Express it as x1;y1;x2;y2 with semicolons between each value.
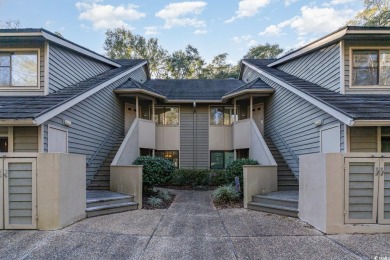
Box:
1;189;389;259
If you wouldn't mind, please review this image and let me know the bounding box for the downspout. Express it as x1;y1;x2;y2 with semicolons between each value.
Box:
193;101;197;169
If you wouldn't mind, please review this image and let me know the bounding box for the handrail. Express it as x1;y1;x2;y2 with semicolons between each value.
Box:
269;124;299;162
87;127;116;166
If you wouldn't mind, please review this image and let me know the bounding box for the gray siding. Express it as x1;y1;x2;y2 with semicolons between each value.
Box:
180;104;209;169
131;66;148;83
243;66;344;176
344;39;390;94
0;40;45;95
48;43;113;93
42;71;141;182
277;44;341;92
13;127;38;152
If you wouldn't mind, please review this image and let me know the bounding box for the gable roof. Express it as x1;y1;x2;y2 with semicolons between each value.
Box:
243;59;390;126
268;26;390;67
0;28;120;67
115;78;274;102
0;60;146;125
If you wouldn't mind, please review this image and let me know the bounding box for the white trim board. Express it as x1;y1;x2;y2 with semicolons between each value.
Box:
242;60;355;126
33;62;147;125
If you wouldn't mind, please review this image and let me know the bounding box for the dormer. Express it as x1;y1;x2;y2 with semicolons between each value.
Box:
0;28;121;96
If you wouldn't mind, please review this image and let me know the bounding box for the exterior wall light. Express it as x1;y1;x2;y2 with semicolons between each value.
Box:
64;120;72;127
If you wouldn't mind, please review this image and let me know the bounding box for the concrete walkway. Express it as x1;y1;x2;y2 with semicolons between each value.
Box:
1;189;390;259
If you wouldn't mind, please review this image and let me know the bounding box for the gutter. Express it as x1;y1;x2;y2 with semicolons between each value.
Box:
0;119;35;126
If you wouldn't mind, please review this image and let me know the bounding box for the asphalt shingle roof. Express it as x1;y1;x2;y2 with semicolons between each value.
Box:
0;61;144;120
244;59;390;120
225;78;273;96
117;79;273;100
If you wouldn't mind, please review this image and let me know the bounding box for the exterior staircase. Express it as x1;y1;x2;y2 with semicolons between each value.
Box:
86;190;138;217
265;138;299;191
87;136;124;190
247;138;299;217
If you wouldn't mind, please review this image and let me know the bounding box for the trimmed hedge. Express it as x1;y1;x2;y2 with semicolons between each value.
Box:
133;156;175;193
169;169;227;187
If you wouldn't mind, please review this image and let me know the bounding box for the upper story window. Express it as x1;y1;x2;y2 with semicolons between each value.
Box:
153;106;179;126
210;106;238;126
352;50;390;86
0;51;38;88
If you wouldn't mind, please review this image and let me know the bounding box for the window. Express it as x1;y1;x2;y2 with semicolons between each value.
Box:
352;50;390;86
236;149;249;159
0;137;8;152
210;151;234;169
140;148;153;156
155;150;179;168
152;106;179;126
0;51;38;87
210;106;238;125
382;127;390;153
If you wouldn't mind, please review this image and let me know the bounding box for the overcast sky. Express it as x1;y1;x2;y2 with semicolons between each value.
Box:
0;0;363;63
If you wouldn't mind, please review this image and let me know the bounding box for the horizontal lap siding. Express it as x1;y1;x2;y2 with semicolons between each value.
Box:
344;39;390;94
277;44;341;93
243;66;344;177
196;105;209;169
48;44;112;93
129;66;147;83
0;41;45;95
180;104;209;169
350;127;377;152
180;105;194;168
13;127;38;152
42;70;145;183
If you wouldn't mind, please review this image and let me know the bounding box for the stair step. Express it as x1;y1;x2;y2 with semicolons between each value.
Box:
278;185;299;191
91;179;109;185
278;180;299;185
247;201;298;218
94;175;110;180
87;195;134;208
86;202;138;218
252;194;298;208
87;184;110;190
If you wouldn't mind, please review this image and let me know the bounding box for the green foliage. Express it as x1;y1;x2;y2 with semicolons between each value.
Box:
104;28;169;78
348;0;390;26
158;190;173;202
243;43;284;59
166;45;205;79
133;156;175;192
201;53;240;79
169;169;227;187
147;196;163;207
212;185;240;204
225;158;259;188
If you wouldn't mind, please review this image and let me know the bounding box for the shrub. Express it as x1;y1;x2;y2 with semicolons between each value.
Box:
212;185;240;204
158;190;173;202
169;169;228;187
147;197;163;207
133;156;175;193
225;158;259;189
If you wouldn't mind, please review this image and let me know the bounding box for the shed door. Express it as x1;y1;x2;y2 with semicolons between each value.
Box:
320;124;340;153
0;159;3;229
3;158;37;229
48;125;68;153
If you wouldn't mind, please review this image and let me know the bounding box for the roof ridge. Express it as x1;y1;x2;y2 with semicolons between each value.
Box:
224;78;260;95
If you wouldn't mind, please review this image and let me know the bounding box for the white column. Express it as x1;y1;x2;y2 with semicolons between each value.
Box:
152;99;155;122
233;98;237;122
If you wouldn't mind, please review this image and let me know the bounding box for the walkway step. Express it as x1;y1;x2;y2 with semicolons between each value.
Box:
247;202;298;218
86;202;138;218
252;194;298;208
87;195;134;208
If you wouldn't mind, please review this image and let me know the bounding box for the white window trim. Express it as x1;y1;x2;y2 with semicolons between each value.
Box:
151;105;180;127
349;46;390;89
209;105;237;127
320;123;341;153
0;48;41;90
47;124;68;153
